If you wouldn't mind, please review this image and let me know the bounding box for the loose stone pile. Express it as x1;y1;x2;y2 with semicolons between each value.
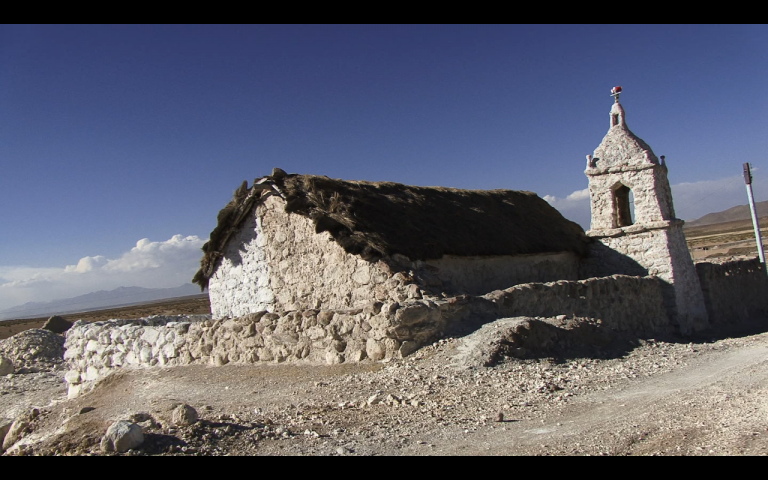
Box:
0;329;66;374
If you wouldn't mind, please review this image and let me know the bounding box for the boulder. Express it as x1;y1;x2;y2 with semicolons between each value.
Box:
2;418;30;452
0;355;13;376
101;421;144;453
0;420;12;453
42;315;74;334
171;404;198;426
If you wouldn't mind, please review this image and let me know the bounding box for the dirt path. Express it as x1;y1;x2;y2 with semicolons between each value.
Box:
4;328;768;456
447;341;768;455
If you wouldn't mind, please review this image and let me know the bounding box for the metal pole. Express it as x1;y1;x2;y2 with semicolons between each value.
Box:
743;163;766;264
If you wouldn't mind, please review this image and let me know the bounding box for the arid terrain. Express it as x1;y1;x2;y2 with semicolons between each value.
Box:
2;222;768;456
0;295;211;342
2;316;767;456
685;217;768;261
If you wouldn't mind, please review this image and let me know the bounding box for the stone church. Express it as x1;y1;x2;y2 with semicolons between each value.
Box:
193;170;590;318
62;91;768;396
194;92;716;335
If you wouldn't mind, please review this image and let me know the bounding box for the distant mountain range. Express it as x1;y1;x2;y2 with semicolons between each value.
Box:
0;284;204;321
687;200;768;227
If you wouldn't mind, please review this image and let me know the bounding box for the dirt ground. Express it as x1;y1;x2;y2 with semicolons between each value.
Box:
2;317;768;456
685;218;768;261
0;295;211;341
2;271;768;456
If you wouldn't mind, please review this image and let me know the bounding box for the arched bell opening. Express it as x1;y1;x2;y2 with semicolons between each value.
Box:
613;184;635;227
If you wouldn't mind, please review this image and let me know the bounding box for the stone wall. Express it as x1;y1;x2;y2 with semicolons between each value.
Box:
587;165;675;231
582;223;709;334
423;252;579;296
209;195;583;319
479;275;669;335
696;258;768;324
64;275;670;398
208;196;403;317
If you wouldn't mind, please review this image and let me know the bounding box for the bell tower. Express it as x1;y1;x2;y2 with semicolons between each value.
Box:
584;87;708;333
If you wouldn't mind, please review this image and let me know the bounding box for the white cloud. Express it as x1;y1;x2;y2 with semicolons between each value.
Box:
545;173;768;230
65;255;107;273
0;235;205;311
670;174;768;221
544;188;592;229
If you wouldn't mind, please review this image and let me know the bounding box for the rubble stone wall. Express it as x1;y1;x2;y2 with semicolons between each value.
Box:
480;275;669;334
423;252;579;296
582;224;708;334
587;166;675;231
64;275;669;398
695;258;768;324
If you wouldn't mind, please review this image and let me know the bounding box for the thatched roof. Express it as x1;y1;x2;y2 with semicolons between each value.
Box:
193;169;590;289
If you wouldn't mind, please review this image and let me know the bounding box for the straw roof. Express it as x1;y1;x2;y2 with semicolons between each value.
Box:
193;169;589;289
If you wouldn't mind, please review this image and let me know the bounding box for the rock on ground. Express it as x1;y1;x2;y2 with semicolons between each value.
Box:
0;329;65;373
101;421;144;453
0;420;12;453
2;419;29;452
0;355;13;376
171;404;198;426
1;409;39;452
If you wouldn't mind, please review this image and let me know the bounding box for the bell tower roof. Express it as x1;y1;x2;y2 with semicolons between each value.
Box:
585;88;676;232
588;98;661;173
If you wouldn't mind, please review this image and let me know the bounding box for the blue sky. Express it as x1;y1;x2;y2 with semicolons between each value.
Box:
1;24;767;311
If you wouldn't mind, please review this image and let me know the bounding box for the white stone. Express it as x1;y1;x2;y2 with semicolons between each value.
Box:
141;329;160;344
65;370;82;385
2;418;29;451
125;352;137;365
162;343;177;359
84;366;100;382
0;420;12;453
139;348;152;363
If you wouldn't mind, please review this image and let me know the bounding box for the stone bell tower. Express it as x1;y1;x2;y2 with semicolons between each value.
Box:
584;88;708;333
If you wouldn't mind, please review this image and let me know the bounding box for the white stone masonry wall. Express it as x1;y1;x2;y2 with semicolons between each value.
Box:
587;167;674;231
584;224;708;333
209;196;402;318
64;275;670;398
209;196;584;319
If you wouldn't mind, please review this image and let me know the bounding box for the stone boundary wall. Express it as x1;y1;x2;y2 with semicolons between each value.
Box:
424;252;579;296
695;258;768;324
64;275;669;398
479;275;669;334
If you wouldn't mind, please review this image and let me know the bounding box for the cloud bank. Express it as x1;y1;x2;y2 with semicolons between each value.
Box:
0;235;205;312
545;174;768;230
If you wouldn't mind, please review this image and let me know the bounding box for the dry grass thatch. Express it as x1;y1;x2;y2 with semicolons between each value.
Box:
193;169;590;289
